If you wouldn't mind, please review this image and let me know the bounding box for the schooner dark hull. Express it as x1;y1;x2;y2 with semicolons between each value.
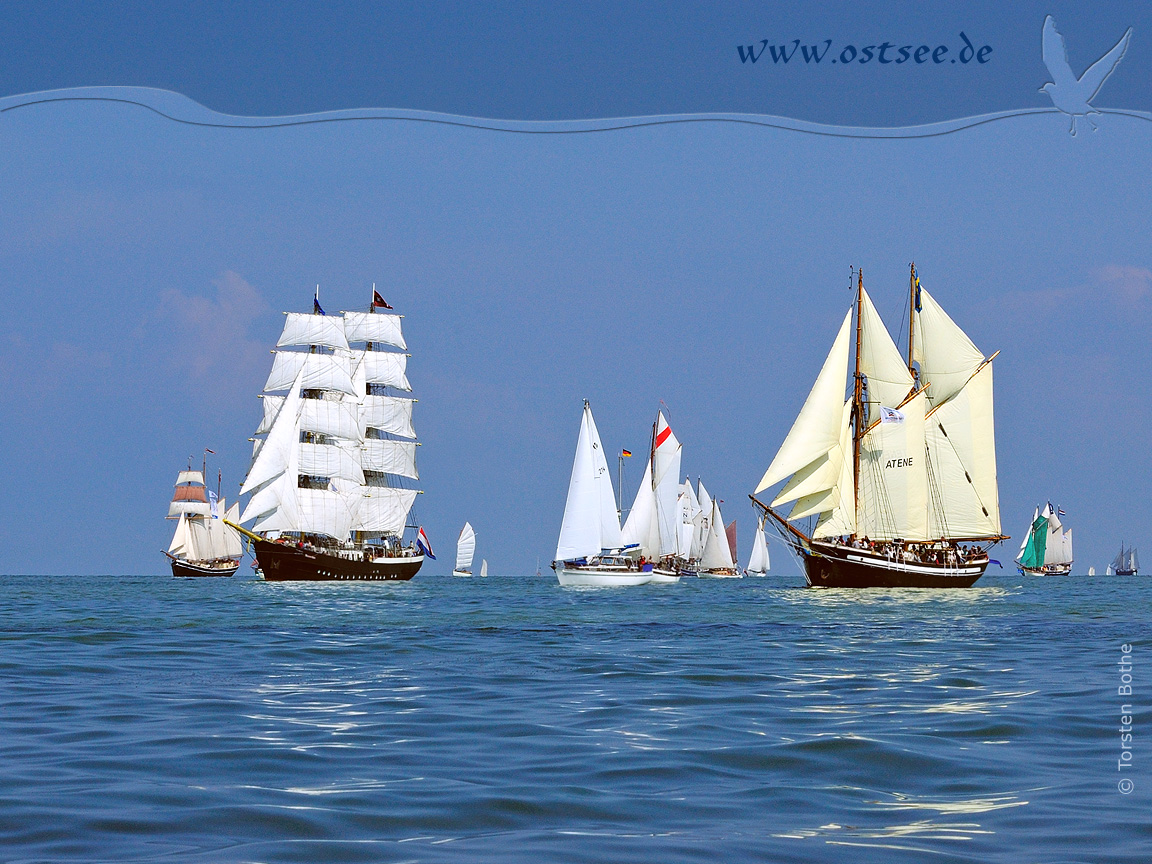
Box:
253;537;423;582
802;542;987;588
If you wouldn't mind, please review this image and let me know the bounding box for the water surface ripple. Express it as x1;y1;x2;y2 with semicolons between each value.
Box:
0;572;1145;862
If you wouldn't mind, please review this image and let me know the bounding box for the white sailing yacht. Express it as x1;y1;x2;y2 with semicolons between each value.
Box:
1017;504;1073;575
453;522;476;576
228;291;426;580
751;266;1004;588
620;411;684;582
746;515;771;576
553;401;652;587
165;460;243;577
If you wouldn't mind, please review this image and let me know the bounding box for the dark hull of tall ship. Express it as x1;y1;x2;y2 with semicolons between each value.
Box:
253;537;423;582
169;557;240;578
802;541;987;588
1116;569;1138;576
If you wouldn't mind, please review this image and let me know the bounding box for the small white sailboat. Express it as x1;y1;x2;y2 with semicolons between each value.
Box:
453;522;476;576
480;559;488;578
1088;566;1096;576
746;515;771;576
698;497;742;577
553;401;652;587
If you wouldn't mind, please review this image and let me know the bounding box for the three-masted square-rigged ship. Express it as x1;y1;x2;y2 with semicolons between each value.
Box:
751;266;1007;588
226;290;425;581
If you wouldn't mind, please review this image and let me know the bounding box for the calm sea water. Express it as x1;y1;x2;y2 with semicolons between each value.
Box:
0;568;1146;863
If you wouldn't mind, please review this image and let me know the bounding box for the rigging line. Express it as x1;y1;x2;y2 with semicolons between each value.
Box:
934;418;994;522
924;443;949;540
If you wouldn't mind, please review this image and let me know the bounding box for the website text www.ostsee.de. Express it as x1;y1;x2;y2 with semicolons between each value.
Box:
737;32;992;67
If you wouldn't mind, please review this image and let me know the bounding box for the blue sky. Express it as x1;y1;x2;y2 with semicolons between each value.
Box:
0;5;1149;575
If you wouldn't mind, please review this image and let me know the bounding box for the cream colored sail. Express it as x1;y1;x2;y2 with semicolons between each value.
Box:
812;399;856;538
756;309;852;493
912;285;985;408
858;286;915;412
924;362;1000;537
856;391;929;541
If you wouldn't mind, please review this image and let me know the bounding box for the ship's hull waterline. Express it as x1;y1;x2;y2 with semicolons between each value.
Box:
253;538;423;582
169;559;239;578
1019;564;1073;577
554;565;653;587
802;543;987;588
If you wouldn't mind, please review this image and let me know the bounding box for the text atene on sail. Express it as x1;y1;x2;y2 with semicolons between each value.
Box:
751;266;1007;588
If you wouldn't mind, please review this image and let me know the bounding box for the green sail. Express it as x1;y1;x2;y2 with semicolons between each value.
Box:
1019;515;1049;569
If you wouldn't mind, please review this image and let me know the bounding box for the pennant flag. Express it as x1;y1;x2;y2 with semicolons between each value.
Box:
372;290;393;310
204;448;216;454
314;297;325;315
878;406;905;424
989;558;1002;568
621;449;632;458
416;527;435;559
208;489;219;519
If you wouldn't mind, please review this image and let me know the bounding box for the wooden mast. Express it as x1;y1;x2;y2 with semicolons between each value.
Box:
852;268;864;538
908;262;917;376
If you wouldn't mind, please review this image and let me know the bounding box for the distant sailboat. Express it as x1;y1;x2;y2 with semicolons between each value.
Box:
480;559;488;578
453;522;476;576
1113;544;1139;576
746;515;771;576
698;498;741;578
552;401;652;587
1088;566;1096;576
165;459;243;577
1018;503;1073;575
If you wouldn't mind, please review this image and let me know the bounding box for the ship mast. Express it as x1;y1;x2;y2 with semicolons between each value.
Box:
851;268;863;538
908;262;917;376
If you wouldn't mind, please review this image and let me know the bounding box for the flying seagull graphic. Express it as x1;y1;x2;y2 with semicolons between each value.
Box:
1041;15;1132;135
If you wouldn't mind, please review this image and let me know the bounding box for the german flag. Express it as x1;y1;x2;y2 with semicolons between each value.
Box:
621;449;632;457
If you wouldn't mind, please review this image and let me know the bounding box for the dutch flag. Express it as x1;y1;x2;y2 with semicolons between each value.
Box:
416;527;435;559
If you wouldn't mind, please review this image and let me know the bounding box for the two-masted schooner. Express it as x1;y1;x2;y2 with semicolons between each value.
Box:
751;266;1006;588
1017;504;1073;576
226;290;426;581
1112;544;1139;576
